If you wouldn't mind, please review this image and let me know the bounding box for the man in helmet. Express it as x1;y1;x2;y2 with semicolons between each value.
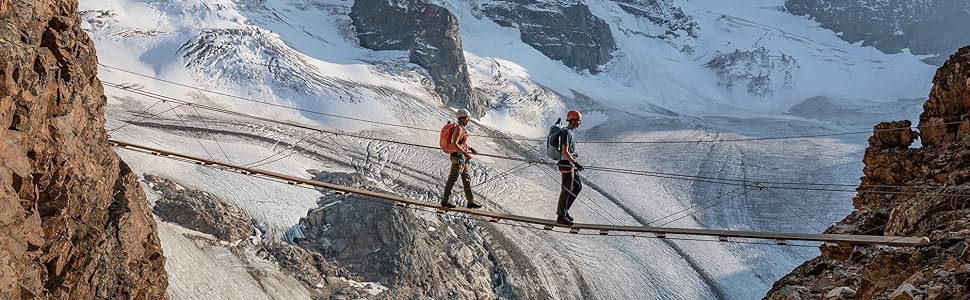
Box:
556;110;584;225
442;109;483;209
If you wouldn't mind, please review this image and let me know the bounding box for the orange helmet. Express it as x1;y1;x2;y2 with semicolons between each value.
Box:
566;110;582;121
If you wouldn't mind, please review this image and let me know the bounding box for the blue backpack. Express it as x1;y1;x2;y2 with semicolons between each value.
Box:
546;118;563;160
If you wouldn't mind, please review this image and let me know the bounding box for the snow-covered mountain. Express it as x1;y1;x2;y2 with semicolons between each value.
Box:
78;0;957;298
785;0;970;65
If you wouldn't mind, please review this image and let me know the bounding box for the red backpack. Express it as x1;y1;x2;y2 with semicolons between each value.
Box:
439;122;460;154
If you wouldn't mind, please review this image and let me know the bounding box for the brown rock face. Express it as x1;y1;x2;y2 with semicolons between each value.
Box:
766;47;970;299
0;0;168;299
920;46;970;147
868;120;917;149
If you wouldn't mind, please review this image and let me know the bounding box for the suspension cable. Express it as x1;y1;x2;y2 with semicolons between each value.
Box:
101;81;970;198
98;64;958;144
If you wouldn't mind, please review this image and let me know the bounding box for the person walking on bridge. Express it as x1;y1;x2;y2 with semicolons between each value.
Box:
440;109;483;209
556;110;584;225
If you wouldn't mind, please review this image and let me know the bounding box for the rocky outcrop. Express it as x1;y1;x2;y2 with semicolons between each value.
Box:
144;174;254;242
766;47;970;299
298;173;494;298
705;47;799;97
264;244;376;298
785;0;970;65
0;0;168;298
286;172;538;299
918;48;970;147
266;245;343;288
480;0;616;74
612;0;696;38
350;0;486;117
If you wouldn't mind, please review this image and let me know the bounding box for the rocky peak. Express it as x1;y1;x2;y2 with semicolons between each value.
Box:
919;46;970;146
0;0;168;298
766;47;970;299
479;0;616;74
350;0;486;117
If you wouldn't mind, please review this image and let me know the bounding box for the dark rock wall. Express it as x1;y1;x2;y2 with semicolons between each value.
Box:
350;0;486;117
481;0;616;73
0;0;168;298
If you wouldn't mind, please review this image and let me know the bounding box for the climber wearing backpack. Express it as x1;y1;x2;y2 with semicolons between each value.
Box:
440;109;483;209
547;110;584;225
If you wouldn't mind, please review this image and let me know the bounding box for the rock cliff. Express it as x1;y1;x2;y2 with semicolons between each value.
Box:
480;0;616;74
766;47;970;299
0;0;168;298
350;0;486;117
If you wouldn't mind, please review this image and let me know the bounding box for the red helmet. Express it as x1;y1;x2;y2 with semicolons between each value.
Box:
566;110;582;121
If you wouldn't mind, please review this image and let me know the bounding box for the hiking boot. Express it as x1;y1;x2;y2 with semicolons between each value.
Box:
466;202;483;209
556;216;574;226
441;202;456;209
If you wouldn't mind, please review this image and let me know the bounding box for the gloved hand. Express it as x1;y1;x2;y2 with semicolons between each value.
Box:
469;147;478;154
573;162;585;172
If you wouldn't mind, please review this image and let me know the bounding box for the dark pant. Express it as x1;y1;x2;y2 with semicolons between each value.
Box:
557;167;582;218
442;154;474;204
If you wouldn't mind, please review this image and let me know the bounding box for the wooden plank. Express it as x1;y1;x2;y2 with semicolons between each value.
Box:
110;140;928;247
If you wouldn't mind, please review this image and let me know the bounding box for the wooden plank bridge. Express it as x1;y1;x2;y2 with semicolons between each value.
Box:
109;139;929;247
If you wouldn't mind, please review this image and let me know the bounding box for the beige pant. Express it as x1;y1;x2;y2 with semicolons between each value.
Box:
442;154;473;204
